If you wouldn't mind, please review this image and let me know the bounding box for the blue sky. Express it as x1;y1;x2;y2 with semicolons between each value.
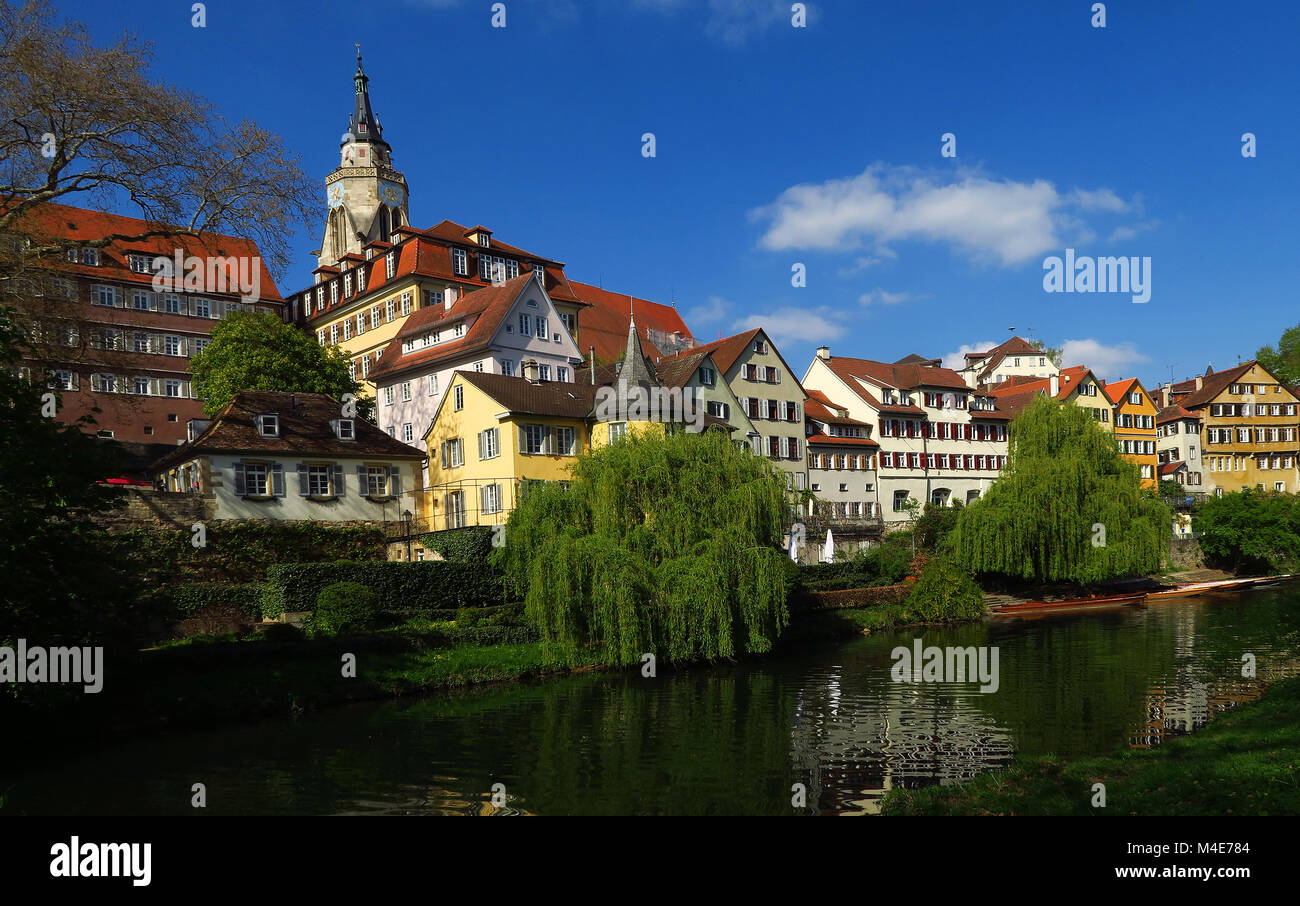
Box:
62;0;1300;388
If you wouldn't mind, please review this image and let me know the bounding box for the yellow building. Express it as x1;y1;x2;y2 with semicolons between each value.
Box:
421;369;593;530
1105;378;1159;490
420;322;729;532
1170;361;1300;495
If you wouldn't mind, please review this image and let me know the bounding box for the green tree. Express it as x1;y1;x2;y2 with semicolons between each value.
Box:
916;499;963;553
494;430;792;667
948;394;1170;583
0;307;149;651
1029;339;1063;367
1256;324;1300;388
1196;489;1300;575
190;311;373;419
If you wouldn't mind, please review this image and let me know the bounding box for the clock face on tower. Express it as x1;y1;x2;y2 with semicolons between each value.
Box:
327;183;345;208
380;181;403;205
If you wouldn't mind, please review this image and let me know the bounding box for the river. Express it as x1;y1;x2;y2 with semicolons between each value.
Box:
6;586;1300;815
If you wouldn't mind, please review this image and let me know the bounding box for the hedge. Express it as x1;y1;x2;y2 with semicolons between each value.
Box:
418;526;496;563
261;561;507;618
167;583;264;620
804;584;912;610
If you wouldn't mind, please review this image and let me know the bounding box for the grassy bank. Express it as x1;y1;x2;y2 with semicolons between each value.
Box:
881;676;1300;816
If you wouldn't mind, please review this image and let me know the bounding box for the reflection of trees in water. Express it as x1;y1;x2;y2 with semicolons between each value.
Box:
1130;593;1300;748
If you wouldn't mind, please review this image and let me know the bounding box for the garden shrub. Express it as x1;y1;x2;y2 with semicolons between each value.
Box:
261;561;506;619
314;582;381;635
903;558;987;622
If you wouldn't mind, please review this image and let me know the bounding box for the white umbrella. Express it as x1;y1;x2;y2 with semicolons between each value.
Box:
823;528;835;563
787;529;799;562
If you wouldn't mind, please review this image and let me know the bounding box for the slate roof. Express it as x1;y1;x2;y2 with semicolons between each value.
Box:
151;391;424;471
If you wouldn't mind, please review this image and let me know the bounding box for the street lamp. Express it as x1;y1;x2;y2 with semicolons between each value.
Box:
402;509;413;561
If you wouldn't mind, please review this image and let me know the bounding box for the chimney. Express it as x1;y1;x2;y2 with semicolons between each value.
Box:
1161;384;1171;408
1195;376;1204;391
523;360;541;384
816;345;831;360
444;287;457;311
1049;374;1060;397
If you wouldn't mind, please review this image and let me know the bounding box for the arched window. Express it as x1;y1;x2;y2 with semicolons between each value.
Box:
931;487;951;506
377;206;392;241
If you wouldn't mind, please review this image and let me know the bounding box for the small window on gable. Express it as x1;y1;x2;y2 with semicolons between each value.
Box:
257;414;279;437
336;418;355;440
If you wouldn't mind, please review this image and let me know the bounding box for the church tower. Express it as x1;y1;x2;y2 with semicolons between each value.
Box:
317;48;411;269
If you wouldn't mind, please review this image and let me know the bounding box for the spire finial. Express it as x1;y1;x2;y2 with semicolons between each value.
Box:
355;43;363;68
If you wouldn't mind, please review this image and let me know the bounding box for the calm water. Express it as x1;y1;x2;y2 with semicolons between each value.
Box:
7;587;1300;815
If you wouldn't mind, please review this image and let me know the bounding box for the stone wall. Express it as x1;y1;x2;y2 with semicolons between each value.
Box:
95;489;210;532
1169;536;1204;571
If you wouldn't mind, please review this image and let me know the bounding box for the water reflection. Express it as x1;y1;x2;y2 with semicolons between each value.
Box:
4;588;1300;815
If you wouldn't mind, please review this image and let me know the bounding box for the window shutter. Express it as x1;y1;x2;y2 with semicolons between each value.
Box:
233;463;246;496
272;463;285;497
297;464;309;496
441;441;449;468
389;466;401;495
356;465;366;494
478;431;486;460
333;464;344;496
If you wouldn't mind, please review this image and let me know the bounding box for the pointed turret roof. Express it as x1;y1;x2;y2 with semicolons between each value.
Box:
345;47;389;150
616;314;657;390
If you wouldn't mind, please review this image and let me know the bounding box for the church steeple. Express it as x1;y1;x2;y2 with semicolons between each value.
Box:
346;46;389;154
317;46;411;270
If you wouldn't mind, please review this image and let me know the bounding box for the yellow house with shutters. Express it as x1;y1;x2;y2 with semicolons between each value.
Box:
421;369;594;530
1105;377;1159;490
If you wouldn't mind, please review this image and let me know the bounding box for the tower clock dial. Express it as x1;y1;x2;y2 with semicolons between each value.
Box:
380;181;404;205
327;183;345;208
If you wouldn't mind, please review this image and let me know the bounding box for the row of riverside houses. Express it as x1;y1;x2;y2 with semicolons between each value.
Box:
10;52;1300;554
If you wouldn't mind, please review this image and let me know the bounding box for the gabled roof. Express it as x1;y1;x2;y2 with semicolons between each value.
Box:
804;392;871;427
568;279;694;363
822;354;969;392
457;371;599;419
963;336;1045;382
1160;462;1186;476
665;328;763;376
1156;404;1195;424
7;200;284;301
1103;377;1157;407
987;365;1099;401
151;391;423;471
369;273;543;381
1176;362;1257;410
805;431;879;448
650;348;711;389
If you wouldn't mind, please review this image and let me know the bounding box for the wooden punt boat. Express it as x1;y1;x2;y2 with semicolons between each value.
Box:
990;591;1147;615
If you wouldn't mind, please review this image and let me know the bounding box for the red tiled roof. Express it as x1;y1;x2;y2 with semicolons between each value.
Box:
1160;462;1186;476
368;274;536;380
568;279;694;363
1177;362;1256;410
1103;377;1139;405
804;394;871;427
1156;404;1195;424
824;354;969;392
805;431;879;448
7;200;284;302
987;365;1097;401
963;336;1043;382
664;328;763;376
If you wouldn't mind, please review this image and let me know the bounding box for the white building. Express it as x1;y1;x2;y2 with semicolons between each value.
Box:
957;336;1059;389
152;390;425;521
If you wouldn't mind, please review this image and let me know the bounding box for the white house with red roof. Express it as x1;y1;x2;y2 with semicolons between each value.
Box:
367;271;584;458
803;346;1010;523
957;336;1059;389
803;389;881;521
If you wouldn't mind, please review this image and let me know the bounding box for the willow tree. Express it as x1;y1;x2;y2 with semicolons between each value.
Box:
494;430;793;667
948;394;1169;583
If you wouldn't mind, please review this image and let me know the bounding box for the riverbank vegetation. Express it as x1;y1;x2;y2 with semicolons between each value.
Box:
1196;489;1300;575
881;675;1300;816
948;395;1169;585
494;430;794;667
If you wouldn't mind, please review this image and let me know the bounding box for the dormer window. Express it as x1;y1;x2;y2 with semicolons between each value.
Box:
478;233;490;247
452;248;468;276
335;418;355;440
257;414;279;437
532;264;545;282
386;251;396;280
127;253;155;274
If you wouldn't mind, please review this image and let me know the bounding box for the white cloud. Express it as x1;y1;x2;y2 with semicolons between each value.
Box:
631;0;792;44
734;306;845;345
941;341;997;371
836;248;897;277
753;163;1139;267
858;288;912;306
686;295;729;323
1060;339;1150;380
